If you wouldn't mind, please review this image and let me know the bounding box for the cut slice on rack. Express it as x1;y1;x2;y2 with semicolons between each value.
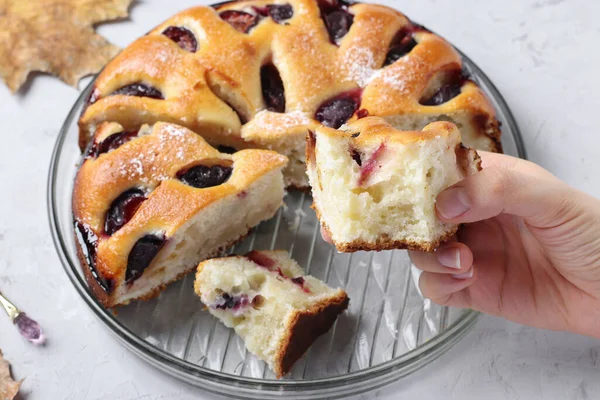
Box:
194;250;349;378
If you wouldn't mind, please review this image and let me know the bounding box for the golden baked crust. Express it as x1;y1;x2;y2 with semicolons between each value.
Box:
359;32;502;152
311;196;458;253
74;122;286;234
73;122;287;307
312;200;458;253
78;0;501;187
307;116;483;169
319;116;467;145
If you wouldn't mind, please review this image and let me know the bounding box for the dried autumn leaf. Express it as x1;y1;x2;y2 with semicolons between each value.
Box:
0;0;133;93
0;350;21;400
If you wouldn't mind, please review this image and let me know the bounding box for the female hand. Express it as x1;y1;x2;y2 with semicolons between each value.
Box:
408;151;600;338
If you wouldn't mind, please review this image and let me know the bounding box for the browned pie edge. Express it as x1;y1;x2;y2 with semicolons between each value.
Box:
313;202;459;253
76;231;249;308
274;290;350;378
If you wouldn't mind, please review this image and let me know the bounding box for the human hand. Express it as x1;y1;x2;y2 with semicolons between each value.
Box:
318;151;600;337
407;151;600;338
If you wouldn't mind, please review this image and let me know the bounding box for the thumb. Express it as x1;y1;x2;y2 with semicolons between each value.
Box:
435;160;579;229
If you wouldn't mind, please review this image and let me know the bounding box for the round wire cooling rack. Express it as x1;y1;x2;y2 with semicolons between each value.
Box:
48;49;526;399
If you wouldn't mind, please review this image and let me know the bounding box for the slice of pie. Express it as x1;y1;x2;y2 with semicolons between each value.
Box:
306;116;481;252
194;250;349;378
73;122;287;307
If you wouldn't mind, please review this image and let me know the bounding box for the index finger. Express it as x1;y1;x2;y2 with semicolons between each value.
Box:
478;151;555;179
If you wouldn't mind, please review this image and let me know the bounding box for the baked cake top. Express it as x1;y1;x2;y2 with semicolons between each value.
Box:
78;0;500;154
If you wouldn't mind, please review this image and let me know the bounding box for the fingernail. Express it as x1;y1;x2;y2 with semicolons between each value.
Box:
452;268;474;280
437;187;470;220
437;247;461;269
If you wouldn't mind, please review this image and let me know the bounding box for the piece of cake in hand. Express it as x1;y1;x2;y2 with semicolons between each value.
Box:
306;116;481;252
194;250;349;378
73;122;287;307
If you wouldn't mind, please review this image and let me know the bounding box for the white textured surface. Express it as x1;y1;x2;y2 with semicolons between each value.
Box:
1;0;599;399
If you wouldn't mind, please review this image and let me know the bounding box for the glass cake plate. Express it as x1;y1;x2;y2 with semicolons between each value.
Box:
48;49;526;398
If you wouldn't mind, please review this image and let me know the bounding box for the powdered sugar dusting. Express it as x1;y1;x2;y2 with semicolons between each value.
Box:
247;110;314;133
343;46;378;87
364;57;422;111
366;58;413;95
131;158;144;175
118;153;152;179
156;49;169;63
161;123;187;137
156;124;202;167
144;45;174;77
115;124;199;182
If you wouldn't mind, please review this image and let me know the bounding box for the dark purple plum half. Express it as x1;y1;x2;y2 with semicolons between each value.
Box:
126;234;167;283
88;130;139;158
162;26;198;52
111;83;164;100
177;164;233;189
266;4;293;23
104;188;147;235
315;89;362;128
219;10;260;33
317;0;354;44
216;145;238;154
383;28;418;67
261;63;285;113
421;70;469;106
